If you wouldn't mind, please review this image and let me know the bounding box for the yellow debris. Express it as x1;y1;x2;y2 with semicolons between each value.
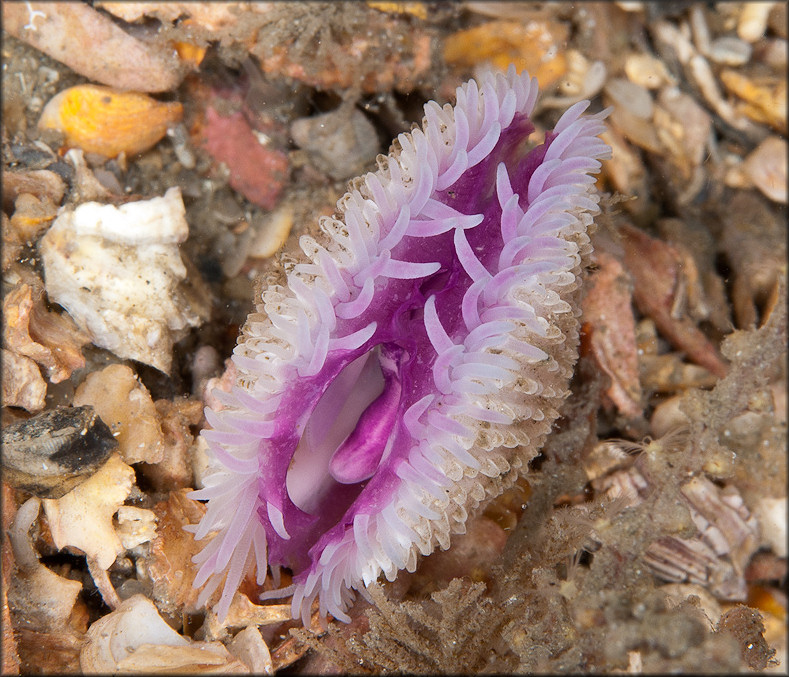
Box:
367;2;427;20
444;20;569;89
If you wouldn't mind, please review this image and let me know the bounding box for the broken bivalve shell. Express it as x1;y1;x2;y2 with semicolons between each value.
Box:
80;594;248;674
1;405;117;499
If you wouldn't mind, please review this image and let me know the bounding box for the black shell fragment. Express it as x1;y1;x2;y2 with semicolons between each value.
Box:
1;405;118;498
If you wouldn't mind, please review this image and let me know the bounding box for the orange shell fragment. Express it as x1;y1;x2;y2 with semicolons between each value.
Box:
174;40;207;68
38;85;183;158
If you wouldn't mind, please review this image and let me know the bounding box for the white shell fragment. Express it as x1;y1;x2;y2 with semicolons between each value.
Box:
605;78;654;119
7;497;83;632
248;203;294;259
737;1;776;42
227;626;274;674
753;496;787;558
624;52;676;90
542;50;607;108
80;594;249;674
116;506;158;550
742;135;788;204
707;37;752;66
42;454;136;570
201;592;293;641
39;187;209;373
654;86;712;169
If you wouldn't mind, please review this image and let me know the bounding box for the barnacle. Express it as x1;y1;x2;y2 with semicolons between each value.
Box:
190;67;610;624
